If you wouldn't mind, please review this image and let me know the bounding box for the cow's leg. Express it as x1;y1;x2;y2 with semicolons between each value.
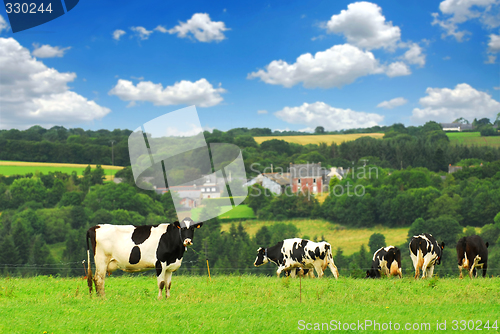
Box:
164;271;173;299
328;262;339;279
426;265;435;278
289;269;297;278
458;265;463;279
410;253;419;279
313;263;324;278
93;254;110;297
482;263;488;278
469;255;481;279
156;261;167;299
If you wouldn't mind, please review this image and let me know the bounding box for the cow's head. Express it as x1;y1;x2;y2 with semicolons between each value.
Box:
436;241;445;265
254;247;269;267
174;218;203;247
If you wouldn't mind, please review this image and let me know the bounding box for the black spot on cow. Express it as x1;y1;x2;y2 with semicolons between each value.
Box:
131;225;153;245
86;225;100;256
155;260;162;277
157;224;184;266
129;246;141;265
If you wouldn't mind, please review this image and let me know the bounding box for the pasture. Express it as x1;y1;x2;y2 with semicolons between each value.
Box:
0;161;124;180
191;204;256;221
447;132;500;148
0;275;498;333
221;219;409;256
253;133;384;145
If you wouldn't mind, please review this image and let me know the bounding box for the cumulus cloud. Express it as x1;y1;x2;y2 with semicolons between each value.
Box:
32;43;71;58
131;26;153;40
167;13;229;42
376;97;408;109
113;29;126;41
108;78;226;107
0;38;110;129
324;1;401;50
154;25;168;33
275;102;384;131
489;33;500;51
248;44;385;89
257;110;268;114
403;43;426;67
385;61;411;77
0;15;9;33
432;0;500;41
411;83;500;123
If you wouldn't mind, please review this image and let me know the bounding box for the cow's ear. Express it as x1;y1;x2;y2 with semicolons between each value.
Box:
441;242;445;249
196;222;203;229
486;242;489;248
174;221;181;229
257;247;263;252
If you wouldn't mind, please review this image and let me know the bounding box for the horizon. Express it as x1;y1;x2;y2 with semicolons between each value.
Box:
0;0;499;132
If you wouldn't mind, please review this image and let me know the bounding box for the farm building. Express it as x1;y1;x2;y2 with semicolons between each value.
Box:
243;172;291;195
440;123;474;131
289;162;326;194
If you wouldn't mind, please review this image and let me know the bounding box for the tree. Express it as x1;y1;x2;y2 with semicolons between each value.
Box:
315;126;325;134
368;233;386;254
9;178;47;208
91;165;106;185
453;117;469;124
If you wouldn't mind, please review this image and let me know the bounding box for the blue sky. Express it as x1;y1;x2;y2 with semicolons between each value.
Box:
0;0;499;132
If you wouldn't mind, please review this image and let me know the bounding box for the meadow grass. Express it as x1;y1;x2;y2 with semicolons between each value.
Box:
447;132;500;148
191;205;256;221
253;133;384;145
221;219;409;255
0;275;498;333
0;161;124;179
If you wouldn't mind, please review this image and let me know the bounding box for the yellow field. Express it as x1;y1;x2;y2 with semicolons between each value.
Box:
253;133;384;145
221;219;409;255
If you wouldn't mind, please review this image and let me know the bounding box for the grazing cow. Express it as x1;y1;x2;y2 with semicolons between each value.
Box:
254;238;339;279
456;235;489;279
409;233;445;279
366;246;402;278
86;218;203;299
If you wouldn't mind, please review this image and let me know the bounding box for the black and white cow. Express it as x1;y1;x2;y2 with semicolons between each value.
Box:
86;218;203;299
365;246;402;279
409;233;445;279
456;235;489;279
254;238;339;279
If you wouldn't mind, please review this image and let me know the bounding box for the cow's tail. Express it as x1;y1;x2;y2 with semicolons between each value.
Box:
86;229;94;294
325;244;339;279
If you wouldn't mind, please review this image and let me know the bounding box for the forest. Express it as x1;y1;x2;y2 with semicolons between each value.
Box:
0;121;500;277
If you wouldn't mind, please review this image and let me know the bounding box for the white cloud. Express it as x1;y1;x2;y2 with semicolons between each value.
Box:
113;29;126;41
131;26;153;40
32;43;71;58
257;110;268;114
494;86;500;89
485;55;497;63
443;56;451;60
298;127;315;133
165;124;204;137
385;61;411;77
403;43;426;67
167;13;229;42
488;33;500;51
0;15;9;33
248;44;384;89
275;102;384;131
411;83;500;123
324;2;401;50
154;25;168;33
108;78;226;107
0;38;110;129
377;97;408;109
432;0;500;41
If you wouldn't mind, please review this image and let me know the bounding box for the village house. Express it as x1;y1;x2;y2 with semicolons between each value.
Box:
288;162;326;194
440;123;474;131
243;172;291;195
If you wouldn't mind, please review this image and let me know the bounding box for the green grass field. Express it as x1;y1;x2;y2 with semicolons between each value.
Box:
0;275;498;333
191;204;256;221
221;219;409;256
447;132;500;148
253;133;384;145
0;161;124;179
